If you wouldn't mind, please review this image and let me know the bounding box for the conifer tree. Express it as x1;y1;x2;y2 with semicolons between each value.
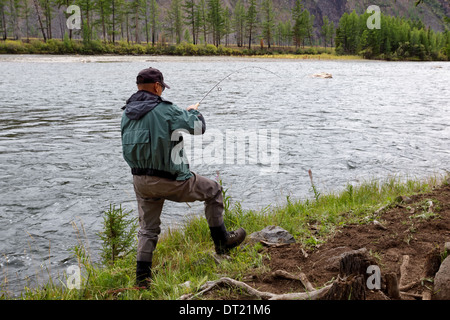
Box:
246;0;258;49
183;0;197;45
168;0;182;44
261;0;275;48
207;0;224;47
233;0;245;47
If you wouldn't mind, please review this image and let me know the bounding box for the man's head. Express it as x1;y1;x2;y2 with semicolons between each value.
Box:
136;67;170;96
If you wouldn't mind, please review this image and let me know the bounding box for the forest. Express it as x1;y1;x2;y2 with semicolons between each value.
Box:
0;0;449;60
336;9;450;60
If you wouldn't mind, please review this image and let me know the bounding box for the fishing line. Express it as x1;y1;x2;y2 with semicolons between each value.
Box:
198;66;281;105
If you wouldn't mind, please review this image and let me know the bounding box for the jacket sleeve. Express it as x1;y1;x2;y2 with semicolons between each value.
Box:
169;105;206;135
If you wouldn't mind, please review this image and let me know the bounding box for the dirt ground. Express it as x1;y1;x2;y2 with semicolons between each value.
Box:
219;182;450;300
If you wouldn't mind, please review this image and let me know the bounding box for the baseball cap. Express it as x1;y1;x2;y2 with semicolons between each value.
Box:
136;67;171;89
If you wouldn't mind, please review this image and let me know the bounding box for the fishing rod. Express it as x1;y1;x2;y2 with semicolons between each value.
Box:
197;66;282;105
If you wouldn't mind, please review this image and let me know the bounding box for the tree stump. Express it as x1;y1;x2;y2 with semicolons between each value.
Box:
338;248;375;277
423;247;442;279
323;275;367;300
423;247;442;300
385;272;401;300
323;248;377;300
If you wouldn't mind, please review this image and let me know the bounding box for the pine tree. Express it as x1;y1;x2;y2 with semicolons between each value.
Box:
32;0;47;41
0;0;6;40
222;6;232;46
40;0;53;39
196;0;208;44
292;0;307;47
109;0;129;44
143;0;150;43
321;15;331;48
94;0;111;43
149;0;158;45
207;0;224;47
110;0;117;42
21;0;31;41
129;0;143;43
246;0;258;49
168;0;182;44
8;0;22;39
261;0;275;48
329;20;335;47
304;10;314;47
183;0;197;45
76;0;94;43
233;0;245;47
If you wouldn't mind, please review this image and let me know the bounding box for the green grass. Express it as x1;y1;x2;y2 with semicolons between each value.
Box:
1;39;446;61
2;173;447;300
252;52;363;60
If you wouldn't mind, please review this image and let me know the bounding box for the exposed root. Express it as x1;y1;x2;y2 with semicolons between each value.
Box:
179;274;332;301
272;270;315;292
399;255;410;288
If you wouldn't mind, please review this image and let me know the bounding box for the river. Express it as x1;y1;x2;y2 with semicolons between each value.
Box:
0;55;449;296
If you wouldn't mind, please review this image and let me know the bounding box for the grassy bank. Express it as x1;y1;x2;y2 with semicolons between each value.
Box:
251;53;362;60
3;173;448;300
0;39;332;56
1;39;445;61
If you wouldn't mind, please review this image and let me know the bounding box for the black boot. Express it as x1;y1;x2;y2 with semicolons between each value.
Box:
136;261;152;288
210;224;247;255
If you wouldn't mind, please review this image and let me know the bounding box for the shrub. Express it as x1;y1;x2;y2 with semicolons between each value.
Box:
130;44;146;55
46;39;66;54
98;204;138;266
203;44;218;55
217;45;236;56
174;42;198;55
2;40;27;54
335;44;345;55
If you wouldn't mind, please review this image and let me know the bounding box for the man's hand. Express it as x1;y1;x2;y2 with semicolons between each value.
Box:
187;103;200;111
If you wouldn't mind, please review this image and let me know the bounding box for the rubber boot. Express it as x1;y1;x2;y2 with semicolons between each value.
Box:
136;261;152;288
210;224;247;255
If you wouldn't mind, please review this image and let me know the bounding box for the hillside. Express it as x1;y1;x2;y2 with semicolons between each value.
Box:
211;0;450;32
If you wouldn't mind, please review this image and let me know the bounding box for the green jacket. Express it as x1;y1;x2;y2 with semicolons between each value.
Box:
121;90;205;181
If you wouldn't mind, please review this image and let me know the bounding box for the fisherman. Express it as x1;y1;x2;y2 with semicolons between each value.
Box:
121;67;247;288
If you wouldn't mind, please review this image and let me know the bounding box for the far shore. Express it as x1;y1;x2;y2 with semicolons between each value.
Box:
0;52;419;63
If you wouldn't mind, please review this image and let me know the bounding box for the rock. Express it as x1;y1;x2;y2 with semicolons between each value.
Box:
249;226;296;245
433;256;450;300
395;195;413;204
445;242;450;253
312;72;333;79
373;220;387;230
179;280;192;288
427;200;434;213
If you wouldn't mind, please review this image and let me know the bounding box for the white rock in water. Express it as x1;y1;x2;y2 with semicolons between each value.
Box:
312;72;333;78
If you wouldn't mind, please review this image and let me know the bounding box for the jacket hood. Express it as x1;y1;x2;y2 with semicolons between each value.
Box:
122;90;172;120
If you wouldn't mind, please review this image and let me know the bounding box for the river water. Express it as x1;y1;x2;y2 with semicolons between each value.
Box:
0;55;449;296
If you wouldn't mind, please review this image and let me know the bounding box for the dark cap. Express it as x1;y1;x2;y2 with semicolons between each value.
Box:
136;67;170;89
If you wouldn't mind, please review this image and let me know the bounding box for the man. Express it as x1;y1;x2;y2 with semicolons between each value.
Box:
121;67;246;288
